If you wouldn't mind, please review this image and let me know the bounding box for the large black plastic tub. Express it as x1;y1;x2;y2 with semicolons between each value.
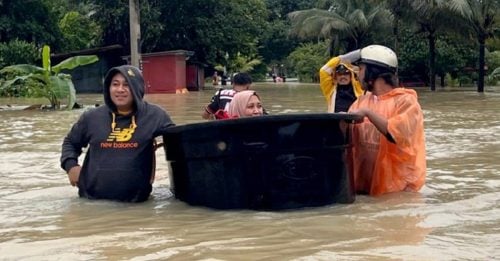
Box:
163;113;360;210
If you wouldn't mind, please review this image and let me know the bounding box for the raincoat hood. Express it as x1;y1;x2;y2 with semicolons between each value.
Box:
319;56;364;112
377;87;417;100
103;65;145;113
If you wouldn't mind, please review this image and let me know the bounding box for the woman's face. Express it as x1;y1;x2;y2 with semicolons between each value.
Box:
243;95;263;117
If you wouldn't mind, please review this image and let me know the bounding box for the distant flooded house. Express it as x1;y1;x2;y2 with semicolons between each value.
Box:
186;61;206;92
53;46;205;94
138;50;204;93
51;45;125;93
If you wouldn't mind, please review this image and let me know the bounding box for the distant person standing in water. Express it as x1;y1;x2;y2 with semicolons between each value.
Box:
60;65;175;202
202;72;253;120
212;71;219;86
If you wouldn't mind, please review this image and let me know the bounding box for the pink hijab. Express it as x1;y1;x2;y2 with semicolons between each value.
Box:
227;90;261;118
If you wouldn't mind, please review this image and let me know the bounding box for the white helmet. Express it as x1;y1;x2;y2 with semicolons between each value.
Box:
359;45;398;72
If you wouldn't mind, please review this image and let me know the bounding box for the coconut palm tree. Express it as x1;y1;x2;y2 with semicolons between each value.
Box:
408;0;463;91
288;0;392;56
384;0;413;54
448;0;500;92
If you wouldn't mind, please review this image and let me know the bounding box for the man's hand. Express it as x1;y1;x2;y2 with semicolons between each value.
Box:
350;108;389;135
67;166;81;186
348;108;368;123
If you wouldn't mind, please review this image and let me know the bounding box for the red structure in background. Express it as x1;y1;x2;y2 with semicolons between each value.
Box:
186;62;206;91
140;50;202;94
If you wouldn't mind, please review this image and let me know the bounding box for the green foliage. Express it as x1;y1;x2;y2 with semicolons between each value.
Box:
447;0;500;91
0;39;40;68
0;0;495;90
288;0;392;52
398;25;477;85
0;0;63;51
459;75;473;86
91;0;268;66
398;27;428;78
249;62;269;81
260;19;301;64
88;0;130;50
0;67;45;97
486;76;498;86
435;35;477;76
487;38;500;52
43;0;101;52
43;0;97;20
487;51;500;73
287;41;328;82
0;45;98;109
444;73;459;87
222;52;263;74
266;0;317;20
260;0;317;67
59;11;102;51
489;67;500;84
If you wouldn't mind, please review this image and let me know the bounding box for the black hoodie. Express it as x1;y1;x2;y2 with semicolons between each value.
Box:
60;65;175;202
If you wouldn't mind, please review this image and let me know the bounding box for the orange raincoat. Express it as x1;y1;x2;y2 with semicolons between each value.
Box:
347;88;426;195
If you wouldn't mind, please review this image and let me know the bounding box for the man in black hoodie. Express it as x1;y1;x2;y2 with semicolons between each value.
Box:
60;65;175;202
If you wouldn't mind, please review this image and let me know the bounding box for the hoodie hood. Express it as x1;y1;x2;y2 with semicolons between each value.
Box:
103;65;145;113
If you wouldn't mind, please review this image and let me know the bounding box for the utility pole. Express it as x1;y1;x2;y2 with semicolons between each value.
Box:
129;0;141;68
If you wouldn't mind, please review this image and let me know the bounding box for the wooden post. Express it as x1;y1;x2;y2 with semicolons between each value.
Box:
129;0;141;68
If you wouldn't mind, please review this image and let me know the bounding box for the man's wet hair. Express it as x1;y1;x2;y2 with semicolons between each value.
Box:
232;73;252;85
364;64;399;87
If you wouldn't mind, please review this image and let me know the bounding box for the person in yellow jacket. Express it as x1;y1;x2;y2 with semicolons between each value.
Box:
319;54;364;112
346;44;426;196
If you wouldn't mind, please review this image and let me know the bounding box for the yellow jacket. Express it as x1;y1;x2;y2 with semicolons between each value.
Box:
319;56;363;112
347;88;426;196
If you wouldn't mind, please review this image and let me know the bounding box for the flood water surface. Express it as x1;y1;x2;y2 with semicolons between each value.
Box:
0;83;499;260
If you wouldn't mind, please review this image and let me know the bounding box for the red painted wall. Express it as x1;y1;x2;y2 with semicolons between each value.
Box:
186;64;205;91
141;51;190;94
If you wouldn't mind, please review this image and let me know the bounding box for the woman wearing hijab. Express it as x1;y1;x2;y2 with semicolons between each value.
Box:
226;90;264;118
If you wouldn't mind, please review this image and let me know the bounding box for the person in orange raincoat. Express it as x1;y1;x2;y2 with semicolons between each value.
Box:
319;55;364;112
345;45;426;196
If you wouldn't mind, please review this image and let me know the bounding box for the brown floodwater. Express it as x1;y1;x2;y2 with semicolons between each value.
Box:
0;82;499;260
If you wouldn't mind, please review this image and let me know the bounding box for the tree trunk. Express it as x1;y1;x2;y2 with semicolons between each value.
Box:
392;0;408;54
393;12;400;54
129;0;141;68
477;35;485;92
428;32;436;91
328;38;336;57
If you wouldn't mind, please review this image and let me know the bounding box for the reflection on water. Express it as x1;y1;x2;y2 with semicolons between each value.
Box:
0;83;499;260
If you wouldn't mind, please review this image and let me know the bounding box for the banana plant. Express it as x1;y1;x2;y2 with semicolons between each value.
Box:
490;67;500;80
0;45;98;109
215;52;262;75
